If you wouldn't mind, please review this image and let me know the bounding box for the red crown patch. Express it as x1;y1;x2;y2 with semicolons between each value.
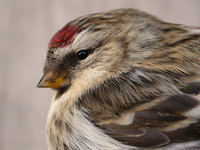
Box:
48;23;82;49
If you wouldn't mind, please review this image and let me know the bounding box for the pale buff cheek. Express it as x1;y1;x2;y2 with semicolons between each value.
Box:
58;66;121;108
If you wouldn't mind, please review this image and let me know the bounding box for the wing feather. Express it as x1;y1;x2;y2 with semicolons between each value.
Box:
100;93;200;148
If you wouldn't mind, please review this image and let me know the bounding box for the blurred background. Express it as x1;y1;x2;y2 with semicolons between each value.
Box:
1;0;200;150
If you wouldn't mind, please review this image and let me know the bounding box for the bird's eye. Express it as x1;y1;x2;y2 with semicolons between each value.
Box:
77;50;89;60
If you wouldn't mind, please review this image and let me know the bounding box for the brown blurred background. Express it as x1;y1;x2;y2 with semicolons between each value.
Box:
1;0;200;150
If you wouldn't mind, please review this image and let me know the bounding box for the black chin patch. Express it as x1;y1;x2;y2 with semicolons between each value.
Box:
55;84;71;99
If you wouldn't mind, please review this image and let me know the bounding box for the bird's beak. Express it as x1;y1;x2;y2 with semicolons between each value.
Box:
37;72;70;89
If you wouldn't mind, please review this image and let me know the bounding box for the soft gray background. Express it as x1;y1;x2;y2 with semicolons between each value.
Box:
1;0;200;150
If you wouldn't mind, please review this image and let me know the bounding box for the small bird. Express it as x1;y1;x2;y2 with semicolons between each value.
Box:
37;8;200;150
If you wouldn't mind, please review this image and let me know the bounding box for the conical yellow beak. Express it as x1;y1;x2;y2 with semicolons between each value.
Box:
37;72;70;89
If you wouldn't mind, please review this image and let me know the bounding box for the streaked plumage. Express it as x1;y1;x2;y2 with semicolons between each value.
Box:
38;8;200;150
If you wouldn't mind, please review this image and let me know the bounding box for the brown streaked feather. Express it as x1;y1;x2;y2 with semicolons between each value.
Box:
164;120;200;142
132;94;199;129
181;82;200;95
101;125;170;148
133;111;185;128
79;68;179;123
145;94;199;114
165;34;200;47
98;94;200;148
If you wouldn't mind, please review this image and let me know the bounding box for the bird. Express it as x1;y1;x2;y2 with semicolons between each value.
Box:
37;8;200;150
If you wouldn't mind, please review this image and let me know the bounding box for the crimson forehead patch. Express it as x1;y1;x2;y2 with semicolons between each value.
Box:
48;23;82;49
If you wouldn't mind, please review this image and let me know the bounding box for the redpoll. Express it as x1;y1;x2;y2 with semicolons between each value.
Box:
38;8;200;150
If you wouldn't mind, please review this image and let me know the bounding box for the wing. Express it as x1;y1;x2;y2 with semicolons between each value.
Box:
100;92;200;149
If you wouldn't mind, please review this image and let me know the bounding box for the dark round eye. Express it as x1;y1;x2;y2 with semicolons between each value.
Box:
77;50;89;60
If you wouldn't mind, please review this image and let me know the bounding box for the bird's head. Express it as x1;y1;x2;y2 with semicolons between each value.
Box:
37;9;159;99
37;12;131;92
